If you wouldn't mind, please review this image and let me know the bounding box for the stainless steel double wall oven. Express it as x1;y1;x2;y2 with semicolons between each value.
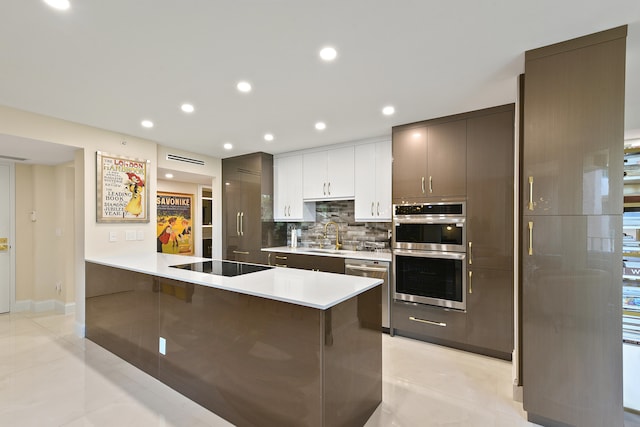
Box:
392;201;467;311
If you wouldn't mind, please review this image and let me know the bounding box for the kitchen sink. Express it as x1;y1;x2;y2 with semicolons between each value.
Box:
303;248;344;255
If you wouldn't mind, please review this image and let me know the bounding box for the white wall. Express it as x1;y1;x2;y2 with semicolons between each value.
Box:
0;105;223;334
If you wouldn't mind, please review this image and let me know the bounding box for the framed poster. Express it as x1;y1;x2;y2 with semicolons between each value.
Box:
157;191;194;255
96;151;150;223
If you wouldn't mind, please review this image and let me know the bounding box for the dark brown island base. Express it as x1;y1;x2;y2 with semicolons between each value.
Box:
85;254;382;427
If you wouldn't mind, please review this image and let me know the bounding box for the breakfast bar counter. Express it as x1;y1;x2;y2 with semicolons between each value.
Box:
85;253;382;427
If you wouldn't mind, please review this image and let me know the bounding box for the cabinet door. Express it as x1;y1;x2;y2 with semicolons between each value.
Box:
326;146;355;199
427;119;466;198
273;156;289;221
355;142;391;221
522;214;622;426
523;38;624;216
354;144;377;220
392;126;428;203
303;151;328;199
467;110;514;270
465;268;513;355
374;141;392;220
223;157;261;263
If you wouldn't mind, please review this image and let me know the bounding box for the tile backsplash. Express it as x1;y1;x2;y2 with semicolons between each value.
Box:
280;200;391;251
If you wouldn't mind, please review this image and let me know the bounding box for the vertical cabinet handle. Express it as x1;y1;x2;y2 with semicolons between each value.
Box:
468;270;473;294
327;182;331;195
468;241;473;264
528;221;534;255
236;212;240;236
240;212;244;236
528;176;534;211
268;253;272;265
377;202;380;216
288;205;291;216
429;176;433;193
323;183;327;195
371;202;375;216
421;177;425;194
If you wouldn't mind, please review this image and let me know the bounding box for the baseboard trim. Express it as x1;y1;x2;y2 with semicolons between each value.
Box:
512;383;523;402
14;299;75;314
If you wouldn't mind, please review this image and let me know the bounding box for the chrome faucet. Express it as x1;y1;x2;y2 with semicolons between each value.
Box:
323;221;341;250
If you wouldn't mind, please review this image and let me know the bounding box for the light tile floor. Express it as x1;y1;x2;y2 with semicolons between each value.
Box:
0;311;638;426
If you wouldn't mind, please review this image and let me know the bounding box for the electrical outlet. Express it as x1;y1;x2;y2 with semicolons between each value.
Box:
55;281;62;294
159;337;166;355
109;231;117;242
125;230;136;241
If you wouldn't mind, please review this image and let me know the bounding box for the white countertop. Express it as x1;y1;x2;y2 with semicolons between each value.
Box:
262;246;392;262
85;253;382;310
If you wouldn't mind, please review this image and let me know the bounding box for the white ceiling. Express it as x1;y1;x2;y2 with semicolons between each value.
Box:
1;1;640;164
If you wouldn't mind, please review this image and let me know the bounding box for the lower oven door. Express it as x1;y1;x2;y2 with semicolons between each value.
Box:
393;249;466;311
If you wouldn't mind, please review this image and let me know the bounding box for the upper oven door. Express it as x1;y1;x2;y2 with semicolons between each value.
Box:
393;218;466;252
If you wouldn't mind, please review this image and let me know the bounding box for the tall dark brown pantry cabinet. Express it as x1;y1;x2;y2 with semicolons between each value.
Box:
522;26;626;427
222;152;276;265
466;106;514;355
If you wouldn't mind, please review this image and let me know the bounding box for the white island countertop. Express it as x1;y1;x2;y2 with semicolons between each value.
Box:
85;253;382;310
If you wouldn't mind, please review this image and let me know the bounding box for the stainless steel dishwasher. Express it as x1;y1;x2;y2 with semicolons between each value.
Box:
345;259;390;331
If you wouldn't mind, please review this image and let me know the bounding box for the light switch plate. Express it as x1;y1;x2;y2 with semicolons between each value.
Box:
125;230;136;241
109;231;117;242
136;230;144;240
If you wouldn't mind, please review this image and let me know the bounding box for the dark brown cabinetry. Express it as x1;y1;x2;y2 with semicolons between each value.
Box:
521;26;626;427
392;119;466;204
465;106;515;357
267;251;345;274
222;153;276;265
391;104;514;360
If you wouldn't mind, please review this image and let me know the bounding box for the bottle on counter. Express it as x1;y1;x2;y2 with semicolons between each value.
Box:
291;226;298;248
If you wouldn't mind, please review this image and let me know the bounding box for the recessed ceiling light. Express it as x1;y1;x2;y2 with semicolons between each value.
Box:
315;122;326;131
319;46;337;61
382;106;395;116
181;103;195;113
223;143;233;150
237;81;252;93
264;133;274;142
141;120;154;128
165;173;174;179
44;0;70;10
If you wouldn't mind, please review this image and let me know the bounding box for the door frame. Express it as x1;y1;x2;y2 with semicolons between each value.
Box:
1;161;16;313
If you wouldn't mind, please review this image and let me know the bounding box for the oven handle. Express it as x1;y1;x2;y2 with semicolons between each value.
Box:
393;249;466;260
393;216;466;224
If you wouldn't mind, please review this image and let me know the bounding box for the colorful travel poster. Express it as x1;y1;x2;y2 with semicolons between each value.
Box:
157;192;193;255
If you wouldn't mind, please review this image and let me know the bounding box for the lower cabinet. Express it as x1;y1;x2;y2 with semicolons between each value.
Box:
393;301;467;343
465;268;513;355
267;252;345;274
392;268;513;360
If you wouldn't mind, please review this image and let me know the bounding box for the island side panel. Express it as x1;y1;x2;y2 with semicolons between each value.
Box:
157;277;324;427
85;262;160;378
323;286;382;427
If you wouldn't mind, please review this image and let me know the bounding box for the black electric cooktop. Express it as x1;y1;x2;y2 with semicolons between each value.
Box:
170;260;273;277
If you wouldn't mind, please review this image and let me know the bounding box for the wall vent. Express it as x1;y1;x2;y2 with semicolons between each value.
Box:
166;153;205;166
0;154;28;161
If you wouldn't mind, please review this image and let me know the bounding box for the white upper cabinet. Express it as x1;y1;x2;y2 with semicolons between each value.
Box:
274;155;315;222
354;141;392;221
303;146;355;200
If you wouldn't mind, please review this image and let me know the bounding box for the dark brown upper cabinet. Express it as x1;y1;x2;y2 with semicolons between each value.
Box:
392;119;466;204
522;29;625;217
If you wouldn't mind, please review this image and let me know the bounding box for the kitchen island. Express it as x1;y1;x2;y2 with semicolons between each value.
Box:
85;253;382;427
